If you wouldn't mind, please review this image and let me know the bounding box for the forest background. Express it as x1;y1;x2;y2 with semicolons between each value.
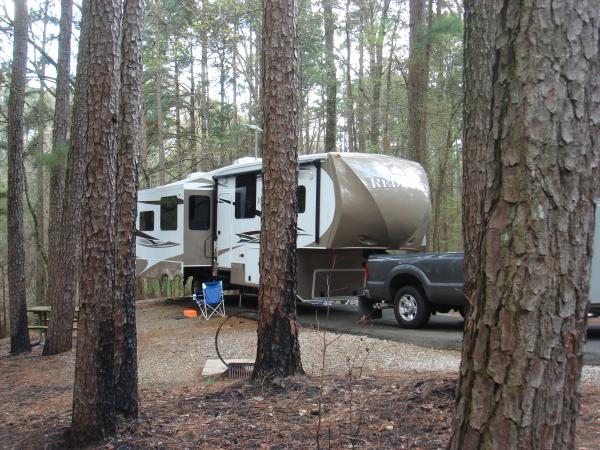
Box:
0;0;463;337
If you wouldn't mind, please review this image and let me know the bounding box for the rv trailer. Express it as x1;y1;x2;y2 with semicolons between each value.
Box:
136;152;431;303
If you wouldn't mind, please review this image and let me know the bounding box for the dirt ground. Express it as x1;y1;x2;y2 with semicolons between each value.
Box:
1;300;599;449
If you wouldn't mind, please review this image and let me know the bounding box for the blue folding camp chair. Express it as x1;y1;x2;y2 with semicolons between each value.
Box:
195;280;226;320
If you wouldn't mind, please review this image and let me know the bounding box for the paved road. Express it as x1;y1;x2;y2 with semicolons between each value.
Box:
228;296;600;366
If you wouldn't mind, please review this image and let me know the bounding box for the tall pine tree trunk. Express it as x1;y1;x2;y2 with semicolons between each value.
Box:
43;0;82;356
253;0;303;379
140;104;149;187
189;42;198;168
154;0;166;185
35;0;50;305
7;0;31;355
155;71;165;185
114;0;143;419
44;0;72;332
201;0;209;164
174;60;183;176
232;25;239;153
368;0;390;149
450;1;600;448
323;0;336;152
344;0;355;153
356;0;367;152
382;16;399;151
432;109;456;252
407;0;430;169
71;0;121;442
219;49;226;136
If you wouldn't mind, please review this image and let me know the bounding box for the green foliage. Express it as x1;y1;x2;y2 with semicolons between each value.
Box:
429;12;463;44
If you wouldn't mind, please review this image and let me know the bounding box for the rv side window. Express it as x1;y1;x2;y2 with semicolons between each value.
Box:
139;211;154;231
160;196;178;230
297;185;306;213
235;174;256;219
189;195;210;230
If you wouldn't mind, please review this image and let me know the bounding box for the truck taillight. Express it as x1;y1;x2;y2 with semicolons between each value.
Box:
364;265;369;282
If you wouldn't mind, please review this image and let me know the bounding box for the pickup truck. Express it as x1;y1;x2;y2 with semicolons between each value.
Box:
360;252;466;329
362;230;600;328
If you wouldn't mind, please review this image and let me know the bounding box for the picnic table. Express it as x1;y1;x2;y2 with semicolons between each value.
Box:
28;305;51;325
27;306;79;345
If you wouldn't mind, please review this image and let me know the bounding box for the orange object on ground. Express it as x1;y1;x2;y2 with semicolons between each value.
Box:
183;309;198;318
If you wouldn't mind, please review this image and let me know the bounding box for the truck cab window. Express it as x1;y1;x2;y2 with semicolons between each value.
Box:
189;195;210;230
139;211;154;231
235;174;256;219
160;195;178;230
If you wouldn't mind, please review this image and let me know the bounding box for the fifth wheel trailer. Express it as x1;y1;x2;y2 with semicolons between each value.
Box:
135;152;432;302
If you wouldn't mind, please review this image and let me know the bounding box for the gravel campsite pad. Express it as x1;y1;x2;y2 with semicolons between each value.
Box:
1;300;599;449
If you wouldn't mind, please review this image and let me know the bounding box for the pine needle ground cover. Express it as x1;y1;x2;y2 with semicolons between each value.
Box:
1;302;599;449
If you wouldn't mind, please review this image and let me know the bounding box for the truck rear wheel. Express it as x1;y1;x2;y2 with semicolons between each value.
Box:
393;286;431;329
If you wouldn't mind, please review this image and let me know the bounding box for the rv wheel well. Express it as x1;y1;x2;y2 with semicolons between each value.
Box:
389;274;422;299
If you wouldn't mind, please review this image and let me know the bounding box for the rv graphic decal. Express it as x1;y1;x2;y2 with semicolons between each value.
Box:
236;231;260;244
217;245;243;256
139;198;184;206
135;230;180;248
235;227;310;245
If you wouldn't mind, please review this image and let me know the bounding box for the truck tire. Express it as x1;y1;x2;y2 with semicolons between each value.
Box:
393;286;431;329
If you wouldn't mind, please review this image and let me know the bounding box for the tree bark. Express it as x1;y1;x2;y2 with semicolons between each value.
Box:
432;108;457;252
219;48;226;137
450;1;600;448
382;15;399;151
232;24;239;152
174;59;183;176
253;0;303;379
201;0;209;164
155;69;166;185
43;0;83;356
407;0;430;169
368;0;391;149
154;0;165;185
35;0;50;305
323;0;336;152
1;266;6;339
344;0;355;153
189;42;198;169
356;0;367;152
7;0;31;355
44;0;73;351
140;103;149;187
70;0;121;442
114;0;143;419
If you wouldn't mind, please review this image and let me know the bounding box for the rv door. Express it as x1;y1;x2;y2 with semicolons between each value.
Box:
183;190;213;267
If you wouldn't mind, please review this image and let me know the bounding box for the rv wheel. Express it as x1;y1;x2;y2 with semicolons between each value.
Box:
393;286;431;329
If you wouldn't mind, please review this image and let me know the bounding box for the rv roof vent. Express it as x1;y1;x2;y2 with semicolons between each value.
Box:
233;157;262;165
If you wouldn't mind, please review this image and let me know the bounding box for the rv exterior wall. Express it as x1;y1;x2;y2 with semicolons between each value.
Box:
135;185;185;280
